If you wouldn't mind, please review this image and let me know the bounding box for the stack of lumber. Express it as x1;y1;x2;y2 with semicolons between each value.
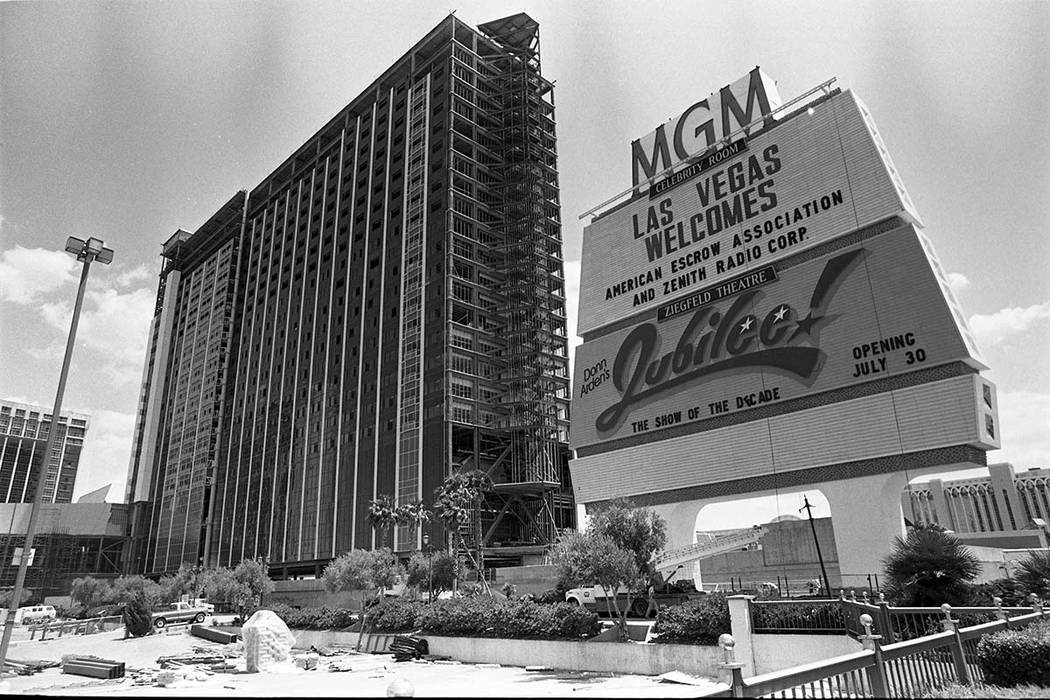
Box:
61;655;125;679
190;624;238;643
389;636;428;662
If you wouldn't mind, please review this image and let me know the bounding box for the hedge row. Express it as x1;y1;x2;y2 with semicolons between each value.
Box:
651;593;730;645
976;620;1050;687
268;603;359;630
271;597;600;641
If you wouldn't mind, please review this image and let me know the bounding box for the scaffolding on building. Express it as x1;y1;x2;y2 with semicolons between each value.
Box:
451;14;571;569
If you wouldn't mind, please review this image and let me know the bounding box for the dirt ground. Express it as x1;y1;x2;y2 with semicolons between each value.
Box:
1;621;720;697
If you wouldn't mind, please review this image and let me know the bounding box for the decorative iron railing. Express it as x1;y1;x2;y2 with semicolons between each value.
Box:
705;601;1045;698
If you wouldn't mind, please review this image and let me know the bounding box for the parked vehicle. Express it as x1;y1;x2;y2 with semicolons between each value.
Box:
185;597;215;614
15;605;57;625
565;581;702;618
151;601;209;628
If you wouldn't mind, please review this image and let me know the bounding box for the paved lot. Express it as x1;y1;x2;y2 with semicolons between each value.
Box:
1;625;719;697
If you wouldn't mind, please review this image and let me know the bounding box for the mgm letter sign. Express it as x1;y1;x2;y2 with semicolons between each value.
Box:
570;68;998;506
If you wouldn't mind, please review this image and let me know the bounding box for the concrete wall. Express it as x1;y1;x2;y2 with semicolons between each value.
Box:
752;634;861;675
290;629;722;677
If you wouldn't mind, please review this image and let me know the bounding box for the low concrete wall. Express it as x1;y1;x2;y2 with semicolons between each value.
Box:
752;633;861;675
290;629;721;677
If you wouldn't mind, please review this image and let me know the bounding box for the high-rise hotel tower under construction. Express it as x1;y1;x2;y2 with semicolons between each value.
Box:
125;13;574;577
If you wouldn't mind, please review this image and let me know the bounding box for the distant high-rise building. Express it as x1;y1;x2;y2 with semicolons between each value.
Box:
127;13;574;577
0;399;89;504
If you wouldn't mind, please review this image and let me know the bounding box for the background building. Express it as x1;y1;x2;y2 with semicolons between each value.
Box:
0;399;89;505
127;13;574;578
124;196;244;575
904;463;1050;549
0;502;126;601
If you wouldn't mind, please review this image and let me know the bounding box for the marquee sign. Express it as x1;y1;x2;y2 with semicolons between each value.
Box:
631;67;781;187
578;89;920;337
570;224;978;450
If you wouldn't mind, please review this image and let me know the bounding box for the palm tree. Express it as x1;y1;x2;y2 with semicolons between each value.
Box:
882;524;981;606
367;494;397;548
1014;550;1050;600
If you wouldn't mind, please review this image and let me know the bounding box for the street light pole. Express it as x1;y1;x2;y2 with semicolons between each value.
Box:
422;534;433;603
0;237;113;668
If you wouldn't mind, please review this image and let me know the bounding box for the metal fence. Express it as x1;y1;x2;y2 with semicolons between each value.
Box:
703;604;1046;698
751;593;1036;643
28;615;123;641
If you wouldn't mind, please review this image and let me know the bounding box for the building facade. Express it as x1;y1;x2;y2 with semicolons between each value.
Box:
0;399;89;505
903;463;1050;549
127;13;574;577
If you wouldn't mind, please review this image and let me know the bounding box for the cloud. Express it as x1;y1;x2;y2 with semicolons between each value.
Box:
946;272;970;296
969;301;1050;346
989;389;1050;468
0;246;79;303
72;408;136;502
39;285;155;385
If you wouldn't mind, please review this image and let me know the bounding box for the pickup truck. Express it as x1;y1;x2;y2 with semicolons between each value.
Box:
151;601;210;629
565;581;705;618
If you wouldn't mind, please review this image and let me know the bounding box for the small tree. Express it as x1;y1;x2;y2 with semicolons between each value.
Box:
0;588;33;608
587;498;668;588
70;576;113;610
553;529;643;640
406;550;458;598
1015;550;1050;600
323;548;403;650
109;575;163;608
883;525;981;605
434;470;492;591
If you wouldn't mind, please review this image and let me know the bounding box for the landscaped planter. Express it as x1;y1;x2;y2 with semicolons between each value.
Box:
289;629;722;677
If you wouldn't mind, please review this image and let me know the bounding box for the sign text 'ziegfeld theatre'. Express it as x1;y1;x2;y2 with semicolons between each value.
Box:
572;226;974;447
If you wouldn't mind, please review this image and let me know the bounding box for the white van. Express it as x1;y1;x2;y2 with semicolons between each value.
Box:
15;605;57;625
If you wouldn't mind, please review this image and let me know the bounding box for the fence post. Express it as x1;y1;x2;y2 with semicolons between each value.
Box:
727;595;756;677
876;599;895;644
858;614;889;697
718;633;747;697
940;604;973;686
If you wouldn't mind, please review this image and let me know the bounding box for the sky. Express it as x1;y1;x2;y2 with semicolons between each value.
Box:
1;1;1048;528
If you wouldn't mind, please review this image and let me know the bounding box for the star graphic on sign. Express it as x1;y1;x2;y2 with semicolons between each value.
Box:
773;306;789;322
740;316;754;332
788;312;838;342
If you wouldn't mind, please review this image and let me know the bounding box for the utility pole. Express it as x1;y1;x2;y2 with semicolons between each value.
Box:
800;495;833;598
0;237;113;668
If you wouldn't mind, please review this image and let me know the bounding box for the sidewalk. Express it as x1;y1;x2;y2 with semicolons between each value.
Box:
2;626;719;696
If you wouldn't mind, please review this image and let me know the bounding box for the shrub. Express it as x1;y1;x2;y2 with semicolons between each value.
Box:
271;596;599;640
651;594;730;645
535;584;570;605
968;578;1028;606
924;684;1050;698
123;591;154;638
369;598;425;632
268;603;357;630
976;620;1050;687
